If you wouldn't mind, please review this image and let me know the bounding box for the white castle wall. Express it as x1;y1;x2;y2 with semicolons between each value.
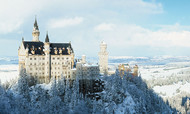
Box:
98;41;108;75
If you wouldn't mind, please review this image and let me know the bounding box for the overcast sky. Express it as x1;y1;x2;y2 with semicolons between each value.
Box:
1;0;190;57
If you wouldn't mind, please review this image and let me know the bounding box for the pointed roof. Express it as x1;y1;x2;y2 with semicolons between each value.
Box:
22;37;24;42
34;17;39;30
45;32;49;42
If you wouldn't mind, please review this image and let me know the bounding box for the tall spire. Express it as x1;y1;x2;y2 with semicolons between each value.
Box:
22;37;24;42
45;31;49;43
32;16;40;42
34;16;39;30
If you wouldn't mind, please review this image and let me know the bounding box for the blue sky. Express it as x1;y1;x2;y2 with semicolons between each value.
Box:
0;0;190;57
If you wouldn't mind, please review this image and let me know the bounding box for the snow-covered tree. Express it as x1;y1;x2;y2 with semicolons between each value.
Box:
64;77;72;109
17;67;30;100
30;85;49;113
48;76;63;113
57;74;65;99
70;77;79;109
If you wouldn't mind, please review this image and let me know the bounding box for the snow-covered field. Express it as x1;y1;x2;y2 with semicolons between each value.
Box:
0;64;18;84
153;82;190;97
139;62;190;98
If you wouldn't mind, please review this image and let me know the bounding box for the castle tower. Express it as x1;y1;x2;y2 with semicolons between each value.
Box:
82;55;86;64
44;32;51;83
32;18;40;42
98;41;108;75
133;65;138;76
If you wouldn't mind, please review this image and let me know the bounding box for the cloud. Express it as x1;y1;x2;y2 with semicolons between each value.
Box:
48;17;84;29
0;0;163;34
94;24;190;48
0;0;49;34
94;23;115;31
0;20;22;34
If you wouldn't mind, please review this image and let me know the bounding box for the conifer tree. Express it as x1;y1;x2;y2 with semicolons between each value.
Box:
17;67;30;100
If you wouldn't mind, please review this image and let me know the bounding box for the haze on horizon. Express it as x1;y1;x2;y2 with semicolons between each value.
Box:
0;0;190;57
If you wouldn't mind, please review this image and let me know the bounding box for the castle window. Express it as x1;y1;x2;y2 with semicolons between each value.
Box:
30;73;32;75
36;68;38;70
53;57;55;60
34;58;36;60
30;68;32;70
57;57;59;60
62;57;64;60
30;58;32;60
34;63;36;65
43;58;45;60
30;63;32;65
66;57;68;59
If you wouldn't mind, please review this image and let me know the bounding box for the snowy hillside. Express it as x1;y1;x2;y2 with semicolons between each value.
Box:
0;68;173;113
0;56;190;113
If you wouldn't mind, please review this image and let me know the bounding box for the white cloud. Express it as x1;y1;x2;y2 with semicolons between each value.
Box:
0;0;163;34
0;0;49;34
94;23;115;31
95;24;190;48
0;20;22;34
48;17;84;29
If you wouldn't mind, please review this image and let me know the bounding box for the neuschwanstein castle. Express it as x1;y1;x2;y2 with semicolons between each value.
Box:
18;18;109;84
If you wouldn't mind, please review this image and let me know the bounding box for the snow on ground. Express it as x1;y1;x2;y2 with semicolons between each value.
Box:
0;65;19;84
140;62;190;80
180;82;190;93
40;83;52;90
138;61;190;98
153;82;190;98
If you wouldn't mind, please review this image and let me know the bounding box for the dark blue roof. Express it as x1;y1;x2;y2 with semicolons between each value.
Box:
23;41;74;55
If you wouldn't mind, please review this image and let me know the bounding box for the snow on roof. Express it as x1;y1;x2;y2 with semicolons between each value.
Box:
71;68;76;71
83;63;98;67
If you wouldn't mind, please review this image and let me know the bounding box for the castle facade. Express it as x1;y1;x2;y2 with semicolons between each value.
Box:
18;19;74;83
18;18;107;84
